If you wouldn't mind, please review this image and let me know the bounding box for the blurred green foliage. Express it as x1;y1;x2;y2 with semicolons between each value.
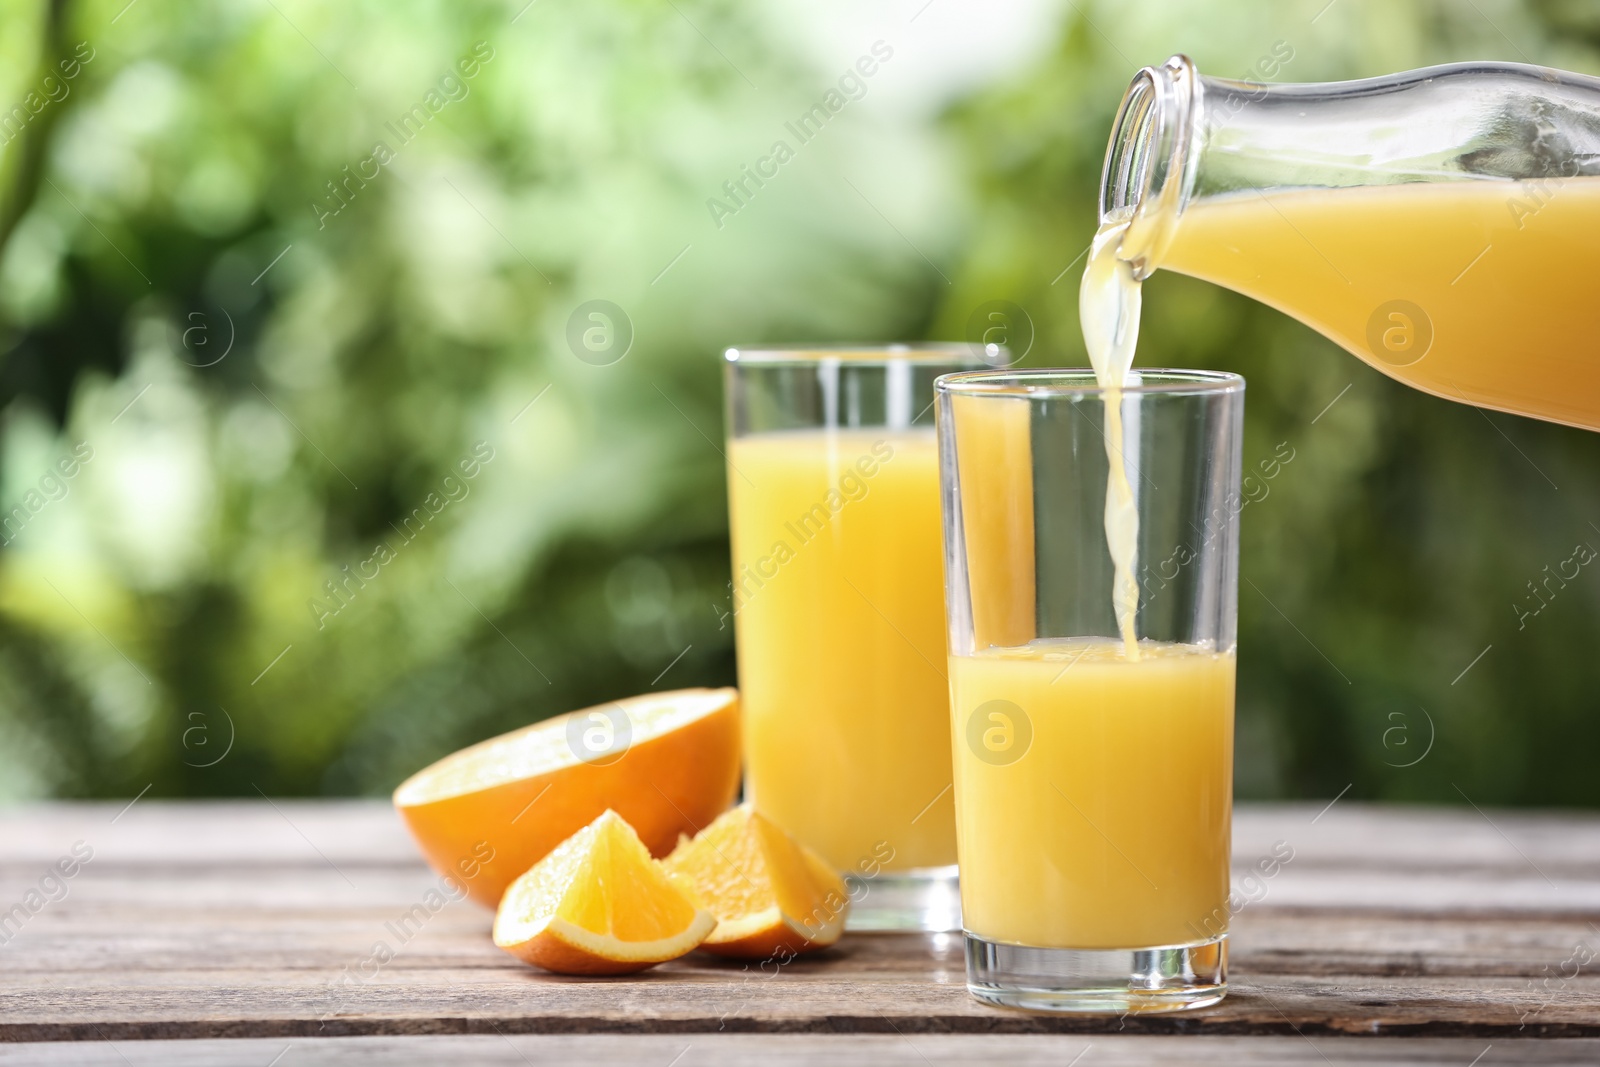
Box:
0;0;1595;807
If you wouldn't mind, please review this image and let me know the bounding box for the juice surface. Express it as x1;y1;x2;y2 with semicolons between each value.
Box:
949;640;1234;949
1161;178;1600;430
728;428;956;872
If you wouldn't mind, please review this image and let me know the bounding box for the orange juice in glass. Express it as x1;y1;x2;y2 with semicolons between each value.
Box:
724;345;979;930
937;369;1243;1012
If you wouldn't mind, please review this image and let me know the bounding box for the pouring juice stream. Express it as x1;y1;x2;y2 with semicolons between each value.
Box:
1078;218;1146;657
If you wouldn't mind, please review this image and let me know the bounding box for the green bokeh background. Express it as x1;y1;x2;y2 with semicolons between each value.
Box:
0;0;1595;806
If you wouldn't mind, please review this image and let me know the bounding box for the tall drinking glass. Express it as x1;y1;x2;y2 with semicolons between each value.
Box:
724;344;982;930
936;368;1243;1011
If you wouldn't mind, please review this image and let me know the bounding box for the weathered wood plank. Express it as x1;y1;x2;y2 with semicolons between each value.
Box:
8;800;1600;873
1;1034;1593;1066
3;907;1596;978
4;1034;1597;1066
5;975;1596;1040
4;921;1597;1041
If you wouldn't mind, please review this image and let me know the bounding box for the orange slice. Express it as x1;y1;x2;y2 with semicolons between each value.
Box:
393;688;740;908
664;804;850;959
493;810;716;975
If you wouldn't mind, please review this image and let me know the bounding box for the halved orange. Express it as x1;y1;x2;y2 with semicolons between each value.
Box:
493;810;717;975
394;687;740;908
663;804;850;959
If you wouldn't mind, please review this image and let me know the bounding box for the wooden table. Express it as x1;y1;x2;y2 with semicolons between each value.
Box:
2;800;1598;1065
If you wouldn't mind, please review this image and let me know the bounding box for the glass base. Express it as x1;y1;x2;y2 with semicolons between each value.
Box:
964;932;1227;1013
844;865;960;932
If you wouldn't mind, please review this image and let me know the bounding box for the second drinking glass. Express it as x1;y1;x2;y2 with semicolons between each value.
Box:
937;368;1243;1011
723;344;981;930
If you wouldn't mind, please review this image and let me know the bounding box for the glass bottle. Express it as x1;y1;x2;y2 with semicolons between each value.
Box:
1100;55;1600;430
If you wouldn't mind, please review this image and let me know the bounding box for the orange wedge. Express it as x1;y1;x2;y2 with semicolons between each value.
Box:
493;810;716;975
664;804;850;959
393;688;740;908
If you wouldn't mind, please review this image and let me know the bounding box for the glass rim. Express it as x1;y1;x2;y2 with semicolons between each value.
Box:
935;367;1244;398
723;342;985;366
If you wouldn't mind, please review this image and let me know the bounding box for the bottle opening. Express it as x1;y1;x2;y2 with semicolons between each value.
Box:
1098;54;1200;279
1100;71;1160;220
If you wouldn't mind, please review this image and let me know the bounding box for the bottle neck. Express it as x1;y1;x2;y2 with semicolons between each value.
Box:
1098;54;1201;281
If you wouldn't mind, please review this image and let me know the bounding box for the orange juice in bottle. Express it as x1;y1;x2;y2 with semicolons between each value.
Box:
1099;55;1600;430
